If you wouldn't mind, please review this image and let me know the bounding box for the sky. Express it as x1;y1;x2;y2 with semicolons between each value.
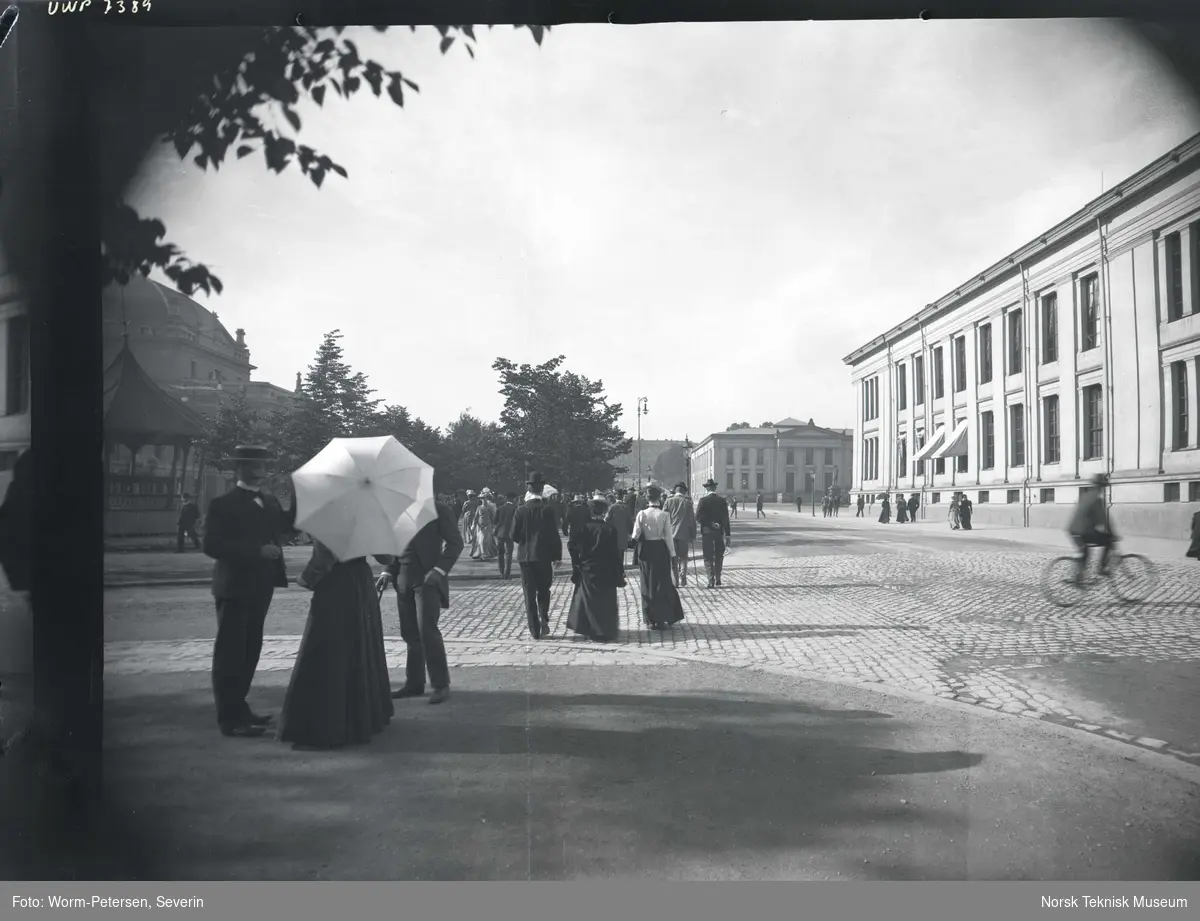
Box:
130;19;1200;443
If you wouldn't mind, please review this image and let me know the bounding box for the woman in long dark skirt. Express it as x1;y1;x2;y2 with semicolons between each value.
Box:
878;496;891;524
958;495;974;530
894;493;908;524
630;486;685;630
278;540;394;751
566;497;626;642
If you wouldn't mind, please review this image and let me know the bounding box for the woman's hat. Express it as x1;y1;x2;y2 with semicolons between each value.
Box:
226;444;274;464
702;478;718;489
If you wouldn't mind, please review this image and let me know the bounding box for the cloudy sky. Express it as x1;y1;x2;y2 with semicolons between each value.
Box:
132;19;1200;442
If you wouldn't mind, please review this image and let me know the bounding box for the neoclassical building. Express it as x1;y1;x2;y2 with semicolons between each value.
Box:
687;418;853;504
844;133;1200;538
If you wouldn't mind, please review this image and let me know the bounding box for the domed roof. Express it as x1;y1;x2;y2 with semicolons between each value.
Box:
102;274;238;349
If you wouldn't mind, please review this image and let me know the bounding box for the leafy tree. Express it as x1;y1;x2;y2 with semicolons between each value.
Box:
438;411;515;494
726;422;751;431
759;421;775;428
492;356;632;496
98;25;548;297
200;387;262;474
267;329;381;485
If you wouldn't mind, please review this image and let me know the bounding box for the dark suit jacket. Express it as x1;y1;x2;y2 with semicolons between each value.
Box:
385;502;463;609
695;493;731;537
512;500;562;563
494;501;517;540
203;487;297;599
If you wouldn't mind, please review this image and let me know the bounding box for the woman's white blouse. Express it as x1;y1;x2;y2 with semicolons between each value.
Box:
632;506;676;557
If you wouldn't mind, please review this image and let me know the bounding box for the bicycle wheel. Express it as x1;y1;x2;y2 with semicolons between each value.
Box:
1041;556;1082;608
1110;553;1158;604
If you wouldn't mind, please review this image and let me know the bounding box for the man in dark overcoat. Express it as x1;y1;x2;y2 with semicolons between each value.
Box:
202;445;296;737
695;478;732;589
511;472;562;639
377;498;463;705
177;492;201;552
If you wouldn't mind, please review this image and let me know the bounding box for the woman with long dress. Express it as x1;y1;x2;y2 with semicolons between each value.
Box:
630;486;685;630
469;490;497;561
949;494;962;530
895;493;909;523
460;491;480;554
878;496;891;524
958;495;974;531
566;497;626;641
277;539;394;751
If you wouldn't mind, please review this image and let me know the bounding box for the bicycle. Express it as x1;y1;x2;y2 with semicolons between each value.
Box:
1040;541;1159;608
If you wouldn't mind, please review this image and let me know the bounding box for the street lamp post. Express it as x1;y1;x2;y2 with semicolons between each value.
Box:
636;396;649;491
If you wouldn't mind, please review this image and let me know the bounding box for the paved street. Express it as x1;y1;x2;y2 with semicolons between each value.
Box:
105;508;1200;762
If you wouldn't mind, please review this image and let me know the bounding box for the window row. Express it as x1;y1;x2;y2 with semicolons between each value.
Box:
721;471;836;493
890;273;1104;404
887;386;1105;480
722;447;836;466
1165;223;1200;323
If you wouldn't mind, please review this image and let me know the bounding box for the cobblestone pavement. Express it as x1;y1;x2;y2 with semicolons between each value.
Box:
105;534;1200;765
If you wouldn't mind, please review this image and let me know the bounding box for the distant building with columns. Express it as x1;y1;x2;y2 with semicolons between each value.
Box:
687;418;853;504
843;133;1200;537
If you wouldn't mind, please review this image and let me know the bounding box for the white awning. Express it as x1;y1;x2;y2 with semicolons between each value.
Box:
933;418;970;459
912;426;946;463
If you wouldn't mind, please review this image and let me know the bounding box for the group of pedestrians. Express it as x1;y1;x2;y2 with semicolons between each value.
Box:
199;448;744;752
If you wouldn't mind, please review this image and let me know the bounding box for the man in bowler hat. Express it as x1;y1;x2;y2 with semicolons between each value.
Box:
511;471;562;639
202;445;297;737
376;496;463;705
695;478;732;589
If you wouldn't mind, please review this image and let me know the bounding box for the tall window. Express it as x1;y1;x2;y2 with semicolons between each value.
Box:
953;418;968;473
1081;274;1100;351
1082;385;1104;459
741;448;749;465
932;346;945;399
1167;231;1184;321
914;355;926;405
740;472;749;490
1041;293;1058;364
755;472;764;490
862;377;880;421
756;448;765;466
897;436;907;476
953;335;967;393
914;430;925;477
824;448;833;465
5;315;29;416
725;448;734;465
981;411;995;470
726;472;734;490
786;448;795;466
978;324;993;384
897;363;907;410
1043;395;1060;464
1173;361;1189;449
1010;404;1026;467
1007;309;1023;375
805;448;814;465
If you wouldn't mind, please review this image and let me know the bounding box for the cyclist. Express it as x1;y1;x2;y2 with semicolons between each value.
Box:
1068;473;1117;583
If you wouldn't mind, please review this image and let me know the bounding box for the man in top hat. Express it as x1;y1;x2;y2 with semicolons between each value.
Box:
202;445;297;737
695;478;732;589
663;482;697;588
511;471;562;639
377;493;463;705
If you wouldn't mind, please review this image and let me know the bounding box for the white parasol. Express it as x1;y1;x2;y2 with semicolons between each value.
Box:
291;435;436;561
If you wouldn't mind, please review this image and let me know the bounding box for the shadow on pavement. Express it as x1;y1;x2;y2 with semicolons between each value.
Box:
99;676;984;880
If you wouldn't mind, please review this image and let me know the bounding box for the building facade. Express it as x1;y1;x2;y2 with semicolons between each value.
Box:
102;275;298;521
687;418;853;503
844;133;1200;538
